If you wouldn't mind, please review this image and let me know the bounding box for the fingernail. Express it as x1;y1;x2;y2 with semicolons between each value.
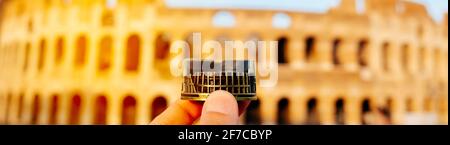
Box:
204;91;236;115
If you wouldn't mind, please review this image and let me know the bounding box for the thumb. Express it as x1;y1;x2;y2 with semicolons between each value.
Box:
198;91;239;125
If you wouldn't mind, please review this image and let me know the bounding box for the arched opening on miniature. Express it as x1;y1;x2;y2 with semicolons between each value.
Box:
122;95;137;125
55;37;64;65
335;98;345;125
75;35;87;67
382;42;390;72
31;94;41;124
23;43;30;72
99;36;113;72
305;98;319;125
151;96;168;120
361;99;371;125
332;39;342;66
401;44;410;72
94;95;108;125
277;98;289;125
69;94;82;125
358;40;368;68
38;39;46;71
245;99;261;125
277;37;288;64
17;94;24;121
125;34;140;72
49;95;59;125
305;37;316;63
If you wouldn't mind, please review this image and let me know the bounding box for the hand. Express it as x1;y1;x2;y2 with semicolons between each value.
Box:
150;90;251;125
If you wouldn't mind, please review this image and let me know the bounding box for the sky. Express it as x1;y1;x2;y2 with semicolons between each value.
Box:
165;0;449;22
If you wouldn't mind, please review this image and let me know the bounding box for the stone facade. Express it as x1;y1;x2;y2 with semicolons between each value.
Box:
0;0;447;125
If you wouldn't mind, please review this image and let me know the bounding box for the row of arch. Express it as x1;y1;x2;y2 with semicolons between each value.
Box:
245;96;437;125
1;93;168;125
277;36;445;72
0;33;172;74
1;33;445;77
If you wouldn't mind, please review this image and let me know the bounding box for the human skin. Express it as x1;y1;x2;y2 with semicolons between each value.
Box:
150;90;250;125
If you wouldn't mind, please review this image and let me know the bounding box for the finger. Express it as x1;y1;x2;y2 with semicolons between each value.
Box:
150;100;203;125
198;91;239;125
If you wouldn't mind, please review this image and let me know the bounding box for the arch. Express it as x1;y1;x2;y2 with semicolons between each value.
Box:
419;47;426;72
23;43;30;72
305;37;316;63
98;36;113;71
357;40;369;67
332;39;342;66
305;98;319;125
277;37;288;64
277;98;289;125
154;33;171;61
401;44;410;72
272;13;291;29
49;95;59;125
121;95;137;125
212;11;235;28
424;97;434;112
17;93;24;122
406;97;414;113
385;98;393;124
125;34;140;72
55;36;64;64
245;99;261;125
31;94;41;124
94;95;108;125
75;35;87;67
335;98;345;125
434;48;441;73
361;98;371;125
151;96;168;120
38;39;46;71
68;94;82;125
5;93;12;124
382;42;390;72
101;10;115;26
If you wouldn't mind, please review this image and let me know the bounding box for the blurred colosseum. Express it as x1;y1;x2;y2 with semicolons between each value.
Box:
0;0;447;125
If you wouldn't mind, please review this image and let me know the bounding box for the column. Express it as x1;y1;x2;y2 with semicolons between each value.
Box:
107;95;121;125
57;94;70;125
260;96;277;125
289;97;306;125
345;97;362;125
341;38;358;71
81;94;94;125
136;96;150;125
318;96;335;125
316;37;333;70
38;94;50;125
